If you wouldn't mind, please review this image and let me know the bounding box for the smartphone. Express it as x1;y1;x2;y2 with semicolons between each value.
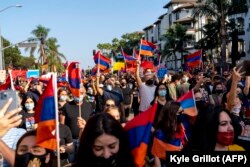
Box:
0;90;19;113
236;60;250;76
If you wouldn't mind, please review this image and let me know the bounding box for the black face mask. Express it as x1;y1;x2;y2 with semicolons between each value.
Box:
196;100;205;110
92;154;118;167
206;82;212;85
121;83;126;87
14;152;47;167
145;79;154;86
215;89;223;94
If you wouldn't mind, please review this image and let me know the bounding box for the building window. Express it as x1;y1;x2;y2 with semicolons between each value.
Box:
237;17;245;33
176;12;180;20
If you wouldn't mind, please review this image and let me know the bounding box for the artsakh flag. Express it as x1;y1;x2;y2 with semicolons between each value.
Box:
34;76;56;150
186;50;202;68
140;39;157;56
124;103;158;167
177;89;197;116
68;62;81;98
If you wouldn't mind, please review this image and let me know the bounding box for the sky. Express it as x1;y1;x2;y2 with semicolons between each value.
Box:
0;0;168;69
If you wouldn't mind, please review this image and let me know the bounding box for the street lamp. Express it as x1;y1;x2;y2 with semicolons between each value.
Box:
0;4;22;70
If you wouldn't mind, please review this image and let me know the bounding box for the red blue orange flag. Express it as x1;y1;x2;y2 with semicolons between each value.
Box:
93;51;111;70
177;89;198;116
140;39;157;56
186;50;202;68
68;62;81;98
151;127;184;160
124;103;158;167
121;48;137;61
34;76;56;150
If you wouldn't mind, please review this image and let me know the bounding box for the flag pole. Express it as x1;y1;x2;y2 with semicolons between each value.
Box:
139;39;142;63
97;51;100;75
53;73;61;167
9;70;14;90
121;47;127;72
77;63;82;118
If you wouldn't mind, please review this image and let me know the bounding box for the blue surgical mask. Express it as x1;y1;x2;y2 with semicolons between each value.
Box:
74;95;84;103
25;103;35;111
158;90;167;97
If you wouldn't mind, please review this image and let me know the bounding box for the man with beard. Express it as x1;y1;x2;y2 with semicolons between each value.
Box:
136;61;156;113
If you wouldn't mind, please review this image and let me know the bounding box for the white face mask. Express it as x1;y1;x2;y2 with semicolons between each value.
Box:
25;103;35;111
60;95;68;102
106;85;112;91
231;104;241;115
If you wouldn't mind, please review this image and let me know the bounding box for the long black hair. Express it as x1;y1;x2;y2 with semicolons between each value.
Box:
184;106;235;152
75;113;135;167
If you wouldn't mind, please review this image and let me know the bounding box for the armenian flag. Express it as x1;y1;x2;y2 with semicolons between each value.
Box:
177;89;197;116
124;103;158;167
34;76;56;150
186;50;202;68
151;127;184;160
93;51;111;70
68;62;81;98
121;48;137;61
140;39;157;56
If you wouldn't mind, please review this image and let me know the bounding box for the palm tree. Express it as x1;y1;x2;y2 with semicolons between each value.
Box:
25;25;50;64
162;24;187;70
196;21;220;63
46;37;66;72
193;0;232;69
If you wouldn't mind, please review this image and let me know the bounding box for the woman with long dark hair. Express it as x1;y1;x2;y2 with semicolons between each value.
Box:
152;101;190;167
75;113;135;167
185;106;245;151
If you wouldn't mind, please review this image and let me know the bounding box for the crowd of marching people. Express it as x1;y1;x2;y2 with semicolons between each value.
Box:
1;59;250;167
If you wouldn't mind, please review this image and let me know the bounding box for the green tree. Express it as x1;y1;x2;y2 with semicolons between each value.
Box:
25;25;50;64
162;24;187;69
2;37;22;68
193;0;232;69
2;37;36;69
196;21;220;63
97;31;144;60
46;37;66;72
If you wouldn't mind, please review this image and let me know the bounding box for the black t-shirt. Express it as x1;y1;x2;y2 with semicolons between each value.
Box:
19;111;35;131
150;101;164;129
61;100;93;139
121;87;132;105
59;124;73;160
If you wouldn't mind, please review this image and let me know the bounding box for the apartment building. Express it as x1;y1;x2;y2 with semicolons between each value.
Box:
228;0;250;61
143;0;206;70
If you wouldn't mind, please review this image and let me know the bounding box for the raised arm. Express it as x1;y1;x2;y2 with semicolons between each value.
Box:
227;67;243;112
243;76;250;96
96;75;104;96
136;60;142;88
